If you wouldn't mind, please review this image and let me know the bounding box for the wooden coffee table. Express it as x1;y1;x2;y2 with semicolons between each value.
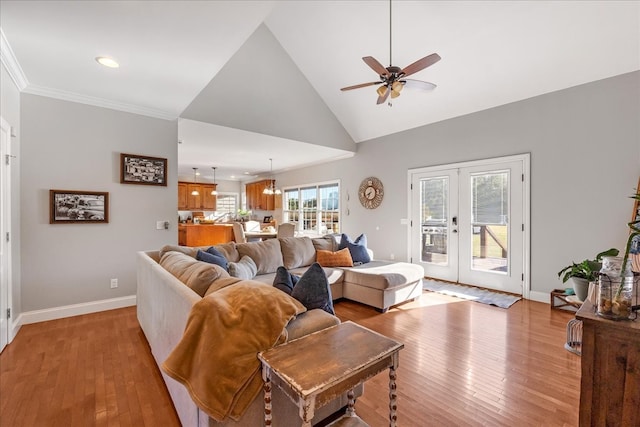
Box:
258;321;404;427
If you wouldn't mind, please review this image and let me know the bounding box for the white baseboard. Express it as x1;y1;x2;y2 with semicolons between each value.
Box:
528;290;550;304
20;295;137;325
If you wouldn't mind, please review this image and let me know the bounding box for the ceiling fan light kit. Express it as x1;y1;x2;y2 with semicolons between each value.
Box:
340;0;441;105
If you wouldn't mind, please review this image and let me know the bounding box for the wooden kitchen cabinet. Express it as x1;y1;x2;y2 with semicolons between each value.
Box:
178;182;188;210
576;299;640;426
246;180;275;211
178;224;234;246
201;184;217;210
179;182;217;210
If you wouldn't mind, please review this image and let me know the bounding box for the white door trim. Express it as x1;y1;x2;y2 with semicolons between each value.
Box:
408;154;531;299
0;116;13;351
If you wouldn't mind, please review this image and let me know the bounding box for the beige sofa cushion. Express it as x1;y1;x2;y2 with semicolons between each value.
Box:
342;261;424;291
159;244;197;259
160;251;230;297
279;236;316;269
237;239;284;275
211;242;240;263
311;235;337;252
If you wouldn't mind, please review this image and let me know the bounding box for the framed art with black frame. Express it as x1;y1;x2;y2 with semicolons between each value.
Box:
120;153;167;186
49;190;109;224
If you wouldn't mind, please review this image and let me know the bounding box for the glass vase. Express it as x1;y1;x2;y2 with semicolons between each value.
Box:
597;256;633;320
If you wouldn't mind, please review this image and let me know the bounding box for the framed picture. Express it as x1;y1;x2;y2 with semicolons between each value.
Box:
49;190;109;224
120;153;167;186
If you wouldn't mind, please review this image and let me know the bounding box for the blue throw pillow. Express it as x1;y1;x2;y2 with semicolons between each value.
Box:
197;248;228;271
272;266;299;295
291;263;334;315
338;233;371;264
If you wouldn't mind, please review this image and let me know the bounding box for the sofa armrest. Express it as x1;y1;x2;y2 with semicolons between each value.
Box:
286;309;340;341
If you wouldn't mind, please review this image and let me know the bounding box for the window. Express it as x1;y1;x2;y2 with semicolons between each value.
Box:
283;181;340;235
216;193;238;215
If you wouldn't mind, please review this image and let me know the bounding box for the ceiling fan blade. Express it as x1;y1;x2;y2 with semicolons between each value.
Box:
400;53;441;78
363;56;390;78
340;81;382;91
376;86;390;104
403;79;437;91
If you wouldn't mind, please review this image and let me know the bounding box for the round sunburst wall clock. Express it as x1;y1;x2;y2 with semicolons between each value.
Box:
358;177;384;209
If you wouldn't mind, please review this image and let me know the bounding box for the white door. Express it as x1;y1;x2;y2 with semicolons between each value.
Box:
410;155;528;295
410;169;459;282
0;117;11;352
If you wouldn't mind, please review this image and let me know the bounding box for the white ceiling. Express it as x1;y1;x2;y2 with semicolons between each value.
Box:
2;1;639;180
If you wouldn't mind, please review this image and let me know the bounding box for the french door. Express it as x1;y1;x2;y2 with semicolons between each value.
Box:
410;155;529;295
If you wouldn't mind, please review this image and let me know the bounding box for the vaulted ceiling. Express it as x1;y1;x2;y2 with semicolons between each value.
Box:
2;1;638;179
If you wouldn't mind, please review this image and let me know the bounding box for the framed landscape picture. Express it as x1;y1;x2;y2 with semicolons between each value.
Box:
50;190;109;224
120;153;167;186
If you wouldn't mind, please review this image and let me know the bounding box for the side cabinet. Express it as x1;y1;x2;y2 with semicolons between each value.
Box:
577;300;640;427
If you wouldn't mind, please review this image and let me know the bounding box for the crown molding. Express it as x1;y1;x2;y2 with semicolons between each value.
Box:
0;27;28;91
23;84;178;121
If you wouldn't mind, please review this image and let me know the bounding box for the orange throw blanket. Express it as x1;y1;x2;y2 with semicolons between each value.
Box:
162;280;306;421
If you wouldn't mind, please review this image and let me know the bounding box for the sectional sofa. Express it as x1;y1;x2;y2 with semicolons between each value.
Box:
136;235;424;426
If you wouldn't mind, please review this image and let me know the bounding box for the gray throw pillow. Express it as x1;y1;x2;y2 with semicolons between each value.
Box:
338;233;371;264
272;266;300;295
197;248;228;271
291;262;334;315
228;255;258;280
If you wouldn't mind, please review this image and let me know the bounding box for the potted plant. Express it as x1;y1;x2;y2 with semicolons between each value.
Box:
558;248;619;301
621;189;640;274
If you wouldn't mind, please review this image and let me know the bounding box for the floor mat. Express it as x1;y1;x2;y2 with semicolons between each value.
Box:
423;279;521;309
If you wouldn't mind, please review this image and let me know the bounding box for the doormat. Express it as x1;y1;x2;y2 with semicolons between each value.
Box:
423;279;521;309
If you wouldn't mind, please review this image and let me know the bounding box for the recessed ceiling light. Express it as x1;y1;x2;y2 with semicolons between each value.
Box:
95;56;119;68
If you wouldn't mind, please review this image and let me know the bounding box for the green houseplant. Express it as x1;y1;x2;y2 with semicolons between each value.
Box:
557;248;619;301
621;189;640;275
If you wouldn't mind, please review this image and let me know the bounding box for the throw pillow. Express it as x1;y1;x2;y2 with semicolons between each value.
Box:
236;239;284;275
338;233;371;264
279;237;316;269
197;248;228;271
291;262;334;315
228;255;258;280
272;266;300;295
316;248;354;267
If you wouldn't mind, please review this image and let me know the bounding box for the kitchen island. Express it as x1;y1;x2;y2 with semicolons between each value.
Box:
178;223;235;247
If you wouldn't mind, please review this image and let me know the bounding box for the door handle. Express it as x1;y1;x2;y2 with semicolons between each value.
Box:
452;216;457;226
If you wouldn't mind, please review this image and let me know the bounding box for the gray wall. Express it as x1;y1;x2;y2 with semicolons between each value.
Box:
20;94;178;312
181;24;356;153
1;63;22;320
274;71;640;296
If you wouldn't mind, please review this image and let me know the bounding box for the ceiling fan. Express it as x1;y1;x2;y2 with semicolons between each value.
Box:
340;0;441;105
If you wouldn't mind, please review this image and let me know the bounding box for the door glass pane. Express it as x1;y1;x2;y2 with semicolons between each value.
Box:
470;171;508;273
421;177;448;265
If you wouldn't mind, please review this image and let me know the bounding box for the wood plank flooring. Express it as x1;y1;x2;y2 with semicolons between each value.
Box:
0;292;580;426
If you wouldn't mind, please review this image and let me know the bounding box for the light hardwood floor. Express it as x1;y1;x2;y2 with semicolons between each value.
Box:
0;292;580;426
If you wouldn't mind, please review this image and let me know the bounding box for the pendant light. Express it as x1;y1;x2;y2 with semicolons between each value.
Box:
211;167;218;195
191;168;200;196
263;158;281;195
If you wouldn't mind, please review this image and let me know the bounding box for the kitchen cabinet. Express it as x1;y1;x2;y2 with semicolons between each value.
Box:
178;224;234;246
576;298;640;426
246;180;275;211
201;184;217;210
179;182;217;210
178;182;188;210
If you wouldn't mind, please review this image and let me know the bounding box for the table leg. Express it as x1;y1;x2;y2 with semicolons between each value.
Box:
300;397;316;427
389;366;398;427
263;369;272;426
345;389;356;417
